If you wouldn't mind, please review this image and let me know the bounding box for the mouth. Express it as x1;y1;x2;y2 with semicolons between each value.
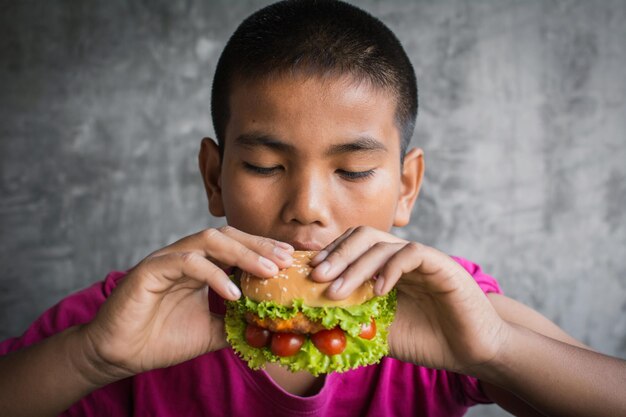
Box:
288;240;324;251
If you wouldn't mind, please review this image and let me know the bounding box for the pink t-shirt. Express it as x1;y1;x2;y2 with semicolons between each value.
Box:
1;256;501;417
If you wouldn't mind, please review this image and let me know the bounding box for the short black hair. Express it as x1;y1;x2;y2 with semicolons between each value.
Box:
211;0;417;158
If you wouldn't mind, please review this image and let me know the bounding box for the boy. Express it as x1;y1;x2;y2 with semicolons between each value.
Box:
1;1;625;416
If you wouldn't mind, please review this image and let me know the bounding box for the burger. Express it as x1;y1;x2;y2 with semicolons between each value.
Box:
224;251;397;376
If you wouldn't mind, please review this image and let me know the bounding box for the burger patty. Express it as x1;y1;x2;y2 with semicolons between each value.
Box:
245;311;326;334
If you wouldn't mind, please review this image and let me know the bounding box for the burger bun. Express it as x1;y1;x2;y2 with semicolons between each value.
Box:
240;251;375;307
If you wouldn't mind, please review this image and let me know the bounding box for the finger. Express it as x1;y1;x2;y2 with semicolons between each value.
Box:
378;242;440;296
154;227;294;271
141;251;242;300
169;228;283;278
311;226;372;281
325;242;404;300
217;226;294;269
199;229;296;277
310;227;356;266
311;226;399;282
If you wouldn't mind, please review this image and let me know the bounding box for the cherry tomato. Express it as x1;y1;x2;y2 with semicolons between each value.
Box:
358;318;376;340
311;327;347;355
245;324;271;348
270;332;306;356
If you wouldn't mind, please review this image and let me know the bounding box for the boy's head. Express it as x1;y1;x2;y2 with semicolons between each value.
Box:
211;0;418;159
200;0;424;248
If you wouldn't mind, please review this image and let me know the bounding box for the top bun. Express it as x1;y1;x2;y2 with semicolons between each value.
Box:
240;251;375;307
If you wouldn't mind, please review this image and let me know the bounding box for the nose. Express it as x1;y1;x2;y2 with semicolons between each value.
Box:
280;170;330;226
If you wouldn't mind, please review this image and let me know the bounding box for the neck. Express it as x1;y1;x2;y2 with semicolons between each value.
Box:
264;363;326;396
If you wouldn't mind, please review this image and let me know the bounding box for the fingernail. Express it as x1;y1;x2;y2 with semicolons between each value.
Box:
313;250;329;264
227;281;241;299
273;247;292;262
259;256;278;273
317;261;331;276
275;241;294;252
374;276;385;295
329;277;344;293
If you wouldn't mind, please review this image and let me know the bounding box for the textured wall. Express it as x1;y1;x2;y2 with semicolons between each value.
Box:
1;1;625;416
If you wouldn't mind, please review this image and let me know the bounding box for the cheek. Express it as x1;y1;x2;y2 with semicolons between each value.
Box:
362;168;400;201
339;173;400;228
222;174;280;231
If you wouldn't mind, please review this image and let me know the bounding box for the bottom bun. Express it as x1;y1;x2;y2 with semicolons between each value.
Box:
224;290;397;376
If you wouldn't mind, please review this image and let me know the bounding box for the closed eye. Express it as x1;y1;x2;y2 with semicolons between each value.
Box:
242;162;282;175
336;169;376;181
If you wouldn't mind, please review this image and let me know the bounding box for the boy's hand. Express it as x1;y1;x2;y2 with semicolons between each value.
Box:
82;227;293;383
309;226;509;375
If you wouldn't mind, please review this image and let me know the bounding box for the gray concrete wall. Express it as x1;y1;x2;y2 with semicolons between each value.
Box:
1;1;625;416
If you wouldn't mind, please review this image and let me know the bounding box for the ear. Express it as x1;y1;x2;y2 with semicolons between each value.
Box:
393;147;425;227
198;137;225;217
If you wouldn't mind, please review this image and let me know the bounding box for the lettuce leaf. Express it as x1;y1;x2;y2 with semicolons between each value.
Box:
224;290;397;376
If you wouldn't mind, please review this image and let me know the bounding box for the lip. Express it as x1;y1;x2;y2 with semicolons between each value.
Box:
288;240;324;251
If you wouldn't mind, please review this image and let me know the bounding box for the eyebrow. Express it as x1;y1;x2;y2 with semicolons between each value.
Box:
234;133;296;153
325;136;388;156
234;132;388;156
